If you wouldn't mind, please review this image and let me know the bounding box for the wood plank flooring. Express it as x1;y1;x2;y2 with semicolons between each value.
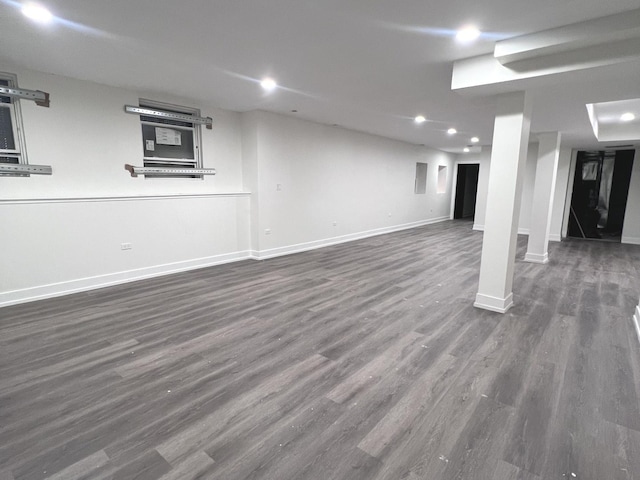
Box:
1;220;639;480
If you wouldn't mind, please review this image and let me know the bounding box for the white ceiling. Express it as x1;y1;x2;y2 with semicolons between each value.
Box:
1;0;640;151
587;98;640;143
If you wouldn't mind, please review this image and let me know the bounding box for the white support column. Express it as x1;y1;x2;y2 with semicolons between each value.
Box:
474;92;532;313
525;132;562;264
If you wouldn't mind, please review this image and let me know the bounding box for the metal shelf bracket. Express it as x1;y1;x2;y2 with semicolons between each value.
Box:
0;86;50;107
124;105;213;129
0;164;53;175
124;164;216;177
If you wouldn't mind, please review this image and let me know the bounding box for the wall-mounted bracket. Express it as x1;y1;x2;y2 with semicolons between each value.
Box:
124;105;213;129
0;163;52;175
124;164;216;177
0;86;50;107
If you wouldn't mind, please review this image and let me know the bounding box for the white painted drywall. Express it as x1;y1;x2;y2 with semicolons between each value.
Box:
517;143;539;235
0;65;250;306
241;111;261;253
621;148;640;245
464;143;580;242
247;111;455;257
464;143;539;235
467;143;639;244
549;147;573;241
1;66;457;305
1;65;244;198
472;146;491;231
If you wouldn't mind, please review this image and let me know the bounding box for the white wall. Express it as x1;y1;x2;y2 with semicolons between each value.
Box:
245;111;455;258
1;66;244;198
621;148;640;245
517;144;539;235
1;66;456;306
464;143;638;245
471;146;491;230
465;143;541;236
0;65;249;306
550;147;573;241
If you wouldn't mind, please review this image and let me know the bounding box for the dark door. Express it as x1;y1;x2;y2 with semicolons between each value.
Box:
568;149;634;241
454;163;479;219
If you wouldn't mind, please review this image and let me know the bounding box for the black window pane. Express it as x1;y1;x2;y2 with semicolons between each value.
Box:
0;156;19;164
141;124;194;160
0;107;16;150
0;79;10;104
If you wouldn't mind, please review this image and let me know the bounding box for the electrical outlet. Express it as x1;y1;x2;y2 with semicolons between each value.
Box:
276;184;282;191
265;229;271;235
332;222;337;227
121;243;132;250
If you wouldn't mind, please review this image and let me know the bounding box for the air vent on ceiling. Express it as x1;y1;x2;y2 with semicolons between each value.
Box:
605;144;635;149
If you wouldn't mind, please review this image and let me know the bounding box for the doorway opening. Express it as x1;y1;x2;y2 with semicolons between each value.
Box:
568;149;635;242
454;163;480;220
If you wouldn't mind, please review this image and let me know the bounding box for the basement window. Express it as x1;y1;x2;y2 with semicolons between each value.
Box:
437;165;447;193
137;100;203;178
0;73;28;174
415;162;428;194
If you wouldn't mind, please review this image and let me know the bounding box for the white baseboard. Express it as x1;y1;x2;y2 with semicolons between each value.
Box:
253;216;450;260
622;236;640;246
524;251;549;264
633;304;640;348
549;233;562;242
474;292;514;314
1;217;452;308
0;251;253;308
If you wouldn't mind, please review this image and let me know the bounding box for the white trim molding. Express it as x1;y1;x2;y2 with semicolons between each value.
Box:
633;302;640;347
474;292;514;314
0;251;252;308
253;217;451;260
0;192;251;205
524;252;549;264
622;236;640;246
0;217;452;308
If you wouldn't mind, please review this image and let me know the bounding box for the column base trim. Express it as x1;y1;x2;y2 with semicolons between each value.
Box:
633;304;640;348
622;236;640;246
474;292;514;314
524;252;549;264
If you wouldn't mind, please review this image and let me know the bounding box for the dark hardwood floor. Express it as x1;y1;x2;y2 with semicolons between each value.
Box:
1;220;639;480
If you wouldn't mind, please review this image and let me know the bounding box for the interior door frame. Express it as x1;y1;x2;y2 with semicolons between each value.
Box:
449;159;481;220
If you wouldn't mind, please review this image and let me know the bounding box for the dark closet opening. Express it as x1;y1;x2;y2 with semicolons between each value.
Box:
454;163;480;220
568;149;635;242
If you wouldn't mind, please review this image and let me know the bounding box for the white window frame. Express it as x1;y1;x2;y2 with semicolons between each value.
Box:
137;99;203;179
0;72;29;171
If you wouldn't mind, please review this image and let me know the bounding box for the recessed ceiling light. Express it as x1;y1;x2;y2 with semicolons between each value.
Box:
21;3;53;24
463;147;470;153
447;128;457;135
470;136;479;143
414;115;426;124
456;26;481;43
620;112;636;122
260;78;277;92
